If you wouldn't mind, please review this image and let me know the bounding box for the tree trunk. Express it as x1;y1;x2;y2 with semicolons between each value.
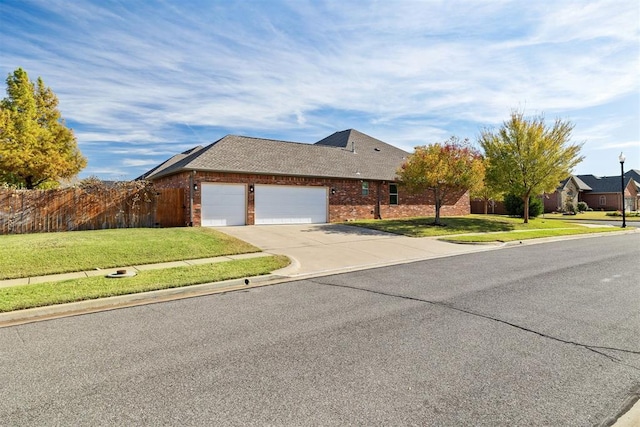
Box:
434;187;441;225
522;191;531;224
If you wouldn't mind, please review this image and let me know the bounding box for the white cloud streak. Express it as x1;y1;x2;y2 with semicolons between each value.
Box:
1;0;638;178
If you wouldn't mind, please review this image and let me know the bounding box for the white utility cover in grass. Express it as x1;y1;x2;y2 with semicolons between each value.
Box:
255;185;327;224
201;183;246;226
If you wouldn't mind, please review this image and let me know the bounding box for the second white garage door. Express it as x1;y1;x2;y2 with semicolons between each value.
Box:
255;185;327;225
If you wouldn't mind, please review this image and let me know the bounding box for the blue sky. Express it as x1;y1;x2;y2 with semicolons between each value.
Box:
1;0;638;180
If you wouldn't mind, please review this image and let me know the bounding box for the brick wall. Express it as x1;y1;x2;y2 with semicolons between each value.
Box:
151;172;471;225
379;185;470;219
543;192;562;213
581;193;621;211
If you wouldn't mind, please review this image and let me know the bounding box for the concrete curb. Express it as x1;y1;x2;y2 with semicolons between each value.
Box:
611;400;640;427
608;385;640;427
0;274;290;328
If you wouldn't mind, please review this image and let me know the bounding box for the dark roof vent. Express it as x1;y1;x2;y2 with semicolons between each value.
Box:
374;147;380;151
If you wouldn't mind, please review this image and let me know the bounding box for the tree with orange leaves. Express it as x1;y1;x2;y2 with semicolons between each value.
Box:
397;136;485;225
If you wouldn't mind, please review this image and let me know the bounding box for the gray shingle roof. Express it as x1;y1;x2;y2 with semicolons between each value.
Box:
142;129;409;181
137;145;205;180
576;172;637;194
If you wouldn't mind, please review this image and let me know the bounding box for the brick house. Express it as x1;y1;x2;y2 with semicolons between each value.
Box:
140;129;470;226
544;170;639;212
543;175;593;212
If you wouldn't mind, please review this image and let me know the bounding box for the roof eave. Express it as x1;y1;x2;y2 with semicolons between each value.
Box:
147;166;398;182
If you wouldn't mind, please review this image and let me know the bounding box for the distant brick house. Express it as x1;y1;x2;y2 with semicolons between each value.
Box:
544;170;640;212
139;129;470;226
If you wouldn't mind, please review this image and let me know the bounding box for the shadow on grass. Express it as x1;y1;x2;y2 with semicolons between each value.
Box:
299;223;400;236
346;216;516;237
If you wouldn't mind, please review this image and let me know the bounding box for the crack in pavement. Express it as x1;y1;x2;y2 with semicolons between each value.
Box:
309;279;640;369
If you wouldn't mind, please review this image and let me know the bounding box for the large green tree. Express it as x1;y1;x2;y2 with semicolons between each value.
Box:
397;137;485;225
479;111;583;223
0;68;86;189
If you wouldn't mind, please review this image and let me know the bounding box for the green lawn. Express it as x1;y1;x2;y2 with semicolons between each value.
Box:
0;255;290;312
348;214;597;237
0;228;259;280
348;214;627;242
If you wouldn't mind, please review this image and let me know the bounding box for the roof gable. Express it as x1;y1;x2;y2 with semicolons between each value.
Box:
571;175;591;191
137;145;205;180
315;129;405;153
626;169;640;183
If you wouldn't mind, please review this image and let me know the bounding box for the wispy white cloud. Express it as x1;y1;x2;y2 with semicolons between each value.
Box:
121;158;160;167
591;140;640;150
1;0;638;178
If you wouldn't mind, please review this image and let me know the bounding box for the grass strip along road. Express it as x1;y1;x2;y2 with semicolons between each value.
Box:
0;255;289;312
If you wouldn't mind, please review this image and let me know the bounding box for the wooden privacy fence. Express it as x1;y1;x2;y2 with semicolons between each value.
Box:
0;183;186;234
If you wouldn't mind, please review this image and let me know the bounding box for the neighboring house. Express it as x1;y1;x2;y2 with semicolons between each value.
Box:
140;129;470;226
545;170;640;212
543;175;592;212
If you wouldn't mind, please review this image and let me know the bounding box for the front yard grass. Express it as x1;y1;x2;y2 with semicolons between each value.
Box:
0;228;259;280
349;214;592;237
0;255;290;312
349;214;625;241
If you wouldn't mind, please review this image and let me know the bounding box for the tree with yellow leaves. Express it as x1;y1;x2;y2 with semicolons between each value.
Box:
471;157;503;215
0;68;86;189
397;137;485;225
479;111;583;223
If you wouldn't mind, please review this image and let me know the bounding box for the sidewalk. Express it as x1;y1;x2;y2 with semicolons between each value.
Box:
0;252;273;288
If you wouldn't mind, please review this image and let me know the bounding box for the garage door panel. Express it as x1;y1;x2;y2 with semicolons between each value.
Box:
255;185;327;225
201;183;246;226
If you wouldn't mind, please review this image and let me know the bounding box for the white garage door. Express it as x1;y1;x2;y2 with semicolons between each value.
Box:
255;185;327;225
201;183;246;226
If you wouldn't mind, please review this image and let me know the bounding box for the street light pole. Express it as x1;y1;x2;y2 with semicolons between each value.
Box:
619;152;626;228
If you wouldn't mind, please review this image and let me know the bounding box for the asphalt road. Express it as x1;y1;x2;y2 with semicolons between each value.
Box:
1;233;638;426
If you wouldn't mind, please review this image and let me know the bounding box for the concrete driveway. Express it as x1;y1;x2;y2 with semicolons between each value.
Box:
217;223;498;277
